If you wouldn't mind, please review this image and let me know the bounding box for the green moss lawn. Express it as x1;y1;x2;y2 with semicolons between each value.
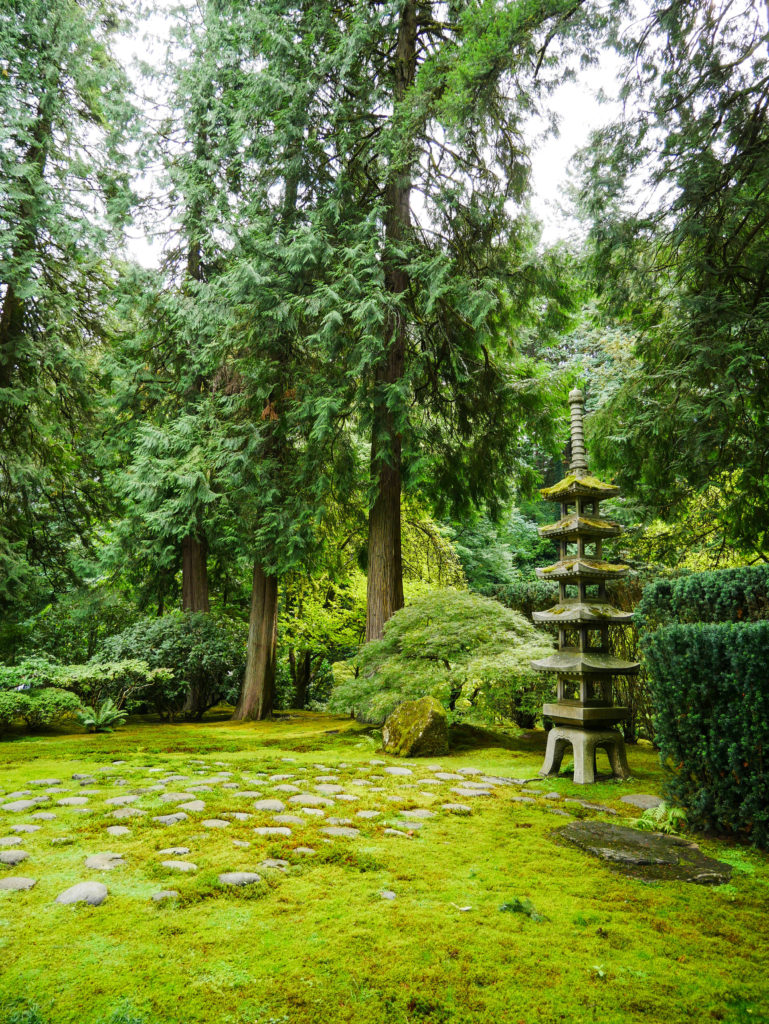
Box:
1;713;767;1024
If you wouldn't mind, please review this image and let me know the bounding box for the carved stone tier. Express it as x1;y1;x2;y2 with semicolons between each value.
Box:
532;651;639;675
540;475;620;501
533;601;634;625
539;514;622;541
542;702;628;727
536;558;629;582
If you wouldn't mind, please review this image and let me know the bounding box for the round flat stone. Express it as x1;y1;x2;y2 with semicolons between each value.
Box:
152;813;188;826
272;784;302;794
289;794;334;807
260;858;289;870
85;852;125;871
451;787;491;798
434;772;463;781
481;776;515;786
6;791;31;799
356;810;381;819
314;784;344;795
390;819;423;830
269;774;295;782
56;881;108;906
106;826;131;837
457;767;483;776
320;826;359;838
273;814;305;825
300;807;325;817
254;826;291;837
72;774;93;781
31;812;56;821
336;794;359;802
459;781;496;790
104;795;140;806
620;794;663;810
544;792;561;800
227;812;251;822
158;846;190;855
381;889;397;900
384;828;409;837
178;801;206;812
442;803;472;814
57;797;88;807
383;766;412;777
294;846;316;855
221;783;239;789
10;824;40;834
511;796;536;804
2;801;38;812
253;799;285;812
188;785;213;793
202;818;230;829
327;817;353;826
30;778;60;787
0;850;29;866
0;837;23;846
161;860;197;872
235;790;262;798
218;871;261;886
401;809;436;819
232;839;251;848
158;792;196;804
152;890;179;901
111;807;145;819
0;876;36;891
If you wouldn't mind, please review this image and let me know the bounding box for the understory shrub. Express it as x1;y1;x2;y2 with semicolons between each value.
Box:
98;612;247;719
328;589;554;726
635;565;769;632
0;687;81;734
77;698;129;733
643;620;769;848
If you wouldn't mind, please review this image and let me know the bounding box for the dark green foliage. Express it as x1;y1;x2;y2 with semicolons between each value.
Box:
635;566;769;632
19;688;82;729
328;589;553;726
643;621;769;847
15;588;139;664
98;613;247;719
0;658;172;711
76;698;128;733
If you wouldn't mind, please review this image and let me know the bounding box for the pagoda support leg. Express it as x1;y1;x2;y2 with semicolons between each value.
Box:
540;727;631;784
539;728;570;778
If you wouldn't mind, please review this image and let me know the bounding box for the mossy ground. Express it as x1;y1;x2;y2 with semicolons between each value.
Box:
0;713;767;1024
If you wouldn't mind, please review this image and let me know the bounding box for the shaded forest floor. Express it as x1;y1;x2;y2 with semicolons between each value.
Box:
0;713;767;1024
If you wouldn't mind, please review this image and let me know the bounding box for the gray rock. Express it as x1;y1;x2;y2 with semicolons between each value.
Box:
383;766;413;777
72;774;93;780
511;796;536;804
178;800;206;813
272;784;302;794
31;812;56;821
158;792;196;804
544;792;561;800
300;807;325;817
253;799;285;812
289;793;334;807
269;774;295;782
232;840;251;848
390;819;423;830
620;794;663;810
457;767;483;776
0;876;36;891
327;817;353;826
11;824;41;833
356;810;382;819
110;807;145;819
401;808;436;819
85;852;125;871
434;772;463;781
152;813;188;826
57;797;88;807
254;826;291;837
315;784;344;795
381;890;397;900
382;697;449;758
294;846;316;855
6;791;31;798
2;800;38;812
104;795;140;806
235;790;262;798
0;850;29;866
50;837;74;846
548;808;570;817
0;836;23;846
442;803;472;814
152;890;179;901
161;860;197;872
557;821;733;884
218;871;261;886
227;812;251;822
106;826;131;837
564;799;618;815
202;818;230;829
320;826;359;838
273;814;305;825
480;776;516;786
158;846;190;855
55;881;108;906
451;787;492;798
384;828;410;837
30;778;61;786
78;778;97;787
260;858;289;870
222;783;239;790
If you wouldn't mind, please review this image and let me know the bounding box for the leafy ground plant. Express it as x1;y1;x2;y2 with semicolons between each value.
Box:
76;698;128;733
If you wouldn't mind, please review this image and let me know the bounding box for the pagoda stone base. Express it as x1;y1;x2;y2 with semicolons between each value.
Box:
539;726;630;785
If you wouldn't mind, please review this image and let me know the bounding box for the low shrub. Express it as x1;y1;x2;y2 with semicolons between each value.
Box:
0;691;32;731
19;688;82;729
635;565;769;632
328;589;554;726
643;620;769;848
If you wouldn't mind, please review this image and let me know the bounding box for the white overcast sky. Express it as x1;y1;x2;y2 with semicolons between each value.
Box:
118;10;622;265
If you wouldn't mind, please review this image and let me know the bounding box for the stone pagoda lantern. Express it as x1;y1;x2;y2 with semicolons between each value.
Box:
531;389;636;784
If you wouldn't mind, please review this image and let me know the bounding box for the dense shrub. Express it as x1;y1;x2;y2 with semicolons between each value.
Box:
328;589;554;726
19;688;82;729
98;612;247;719
60;661;173;711
18;587;140;664
643;620;769;848
0;691;32;730
635;565;769;632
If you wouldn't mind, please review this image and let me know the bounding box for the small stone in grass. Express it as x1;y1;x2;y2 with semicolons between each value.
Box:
442;803;472;814
0;850;29;866
384;828;410;838
161;860;197;873
356;810;381;819
30;779;60;787
111;807;145;820
254;826;291;837
85;852;125;871
31;812;56;821
383;766;412;777
401;809;436;819
218;872;261;886
158;846;190;855
152;813;188;826
381;890;396;900
253;799;285;812
10;824;40;834
152;890;179;902
451;787;492;798
260;858;289;870
320;826;359;838
273;815;305;825
0;876;36;891
105;825;131;837
55;881;108;906
178;801;206;813
202;819;230;829
0;837;23;846
294;846;316;855
233;839;251;849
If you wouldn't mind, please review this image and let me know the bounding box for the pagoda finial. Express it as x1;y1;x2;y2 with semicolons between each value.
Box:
568;388;589;478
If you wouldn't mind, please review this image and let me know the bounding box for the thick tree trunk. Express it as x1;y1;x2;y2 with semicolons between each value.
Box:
181;534;210;612
232;561;278;721
290;648;312;709
365;1;417;641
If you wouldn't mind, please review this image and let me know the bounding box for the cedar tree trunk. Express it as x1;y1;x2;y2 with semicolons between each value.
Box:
232;560;278;721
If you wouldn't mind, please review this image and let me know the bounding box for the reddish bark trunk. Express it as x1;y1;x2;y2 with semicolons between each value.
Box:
232;561;278;721
181;534;210;612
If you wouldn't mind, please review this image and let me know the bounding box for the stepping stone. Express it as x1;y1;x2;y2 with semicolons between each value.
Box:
222;783;239;790
434;773;463;781
110;807;145;819
381;890;396;900
320;826;359;838
416;779;442;786
178;801;206;813
457;767;483;776
620;794;663;810
188;785;213;793
253;799;285;812
31;812;56;821
202;819;230;829
30;778;60;787
370;760;386;766
289;794;334;807
56;882;108;906
162;774;188;782
136;785;165;793
384;767;412;777
6;791;31;799
356;810;381;819
314;776;339;784
152;813;188;826
72;774;93;781
104;795;140;806
2;801;38;812
390;819;423;830
327;818;353;826
152;890;179;901
272;785;302;794
85;852;125;871
260;858;289;870
384;828;410;837
10;825;40;833
57;797;88;807
274;815;305;825
294;846;316;855
158;847;190;855
106;826;131;837
565;800;618;815
481;776;515;786
235;791;262;798
44;787;67;794
548;808;570;817
77;778;97;787
0;877;36;891
336;795;359;802
349;780;372;787
254;826;291;837
544;792;561;800
460;781;496;790
269;774;295;782
218;872;261;886
0;850;29;866
401;809;436;819
161;860;197;872
233;840;251;849
451;788;491;798
511;796;535;804
158;792;196;804
442;803;472;814
0;837;23;846
226;812;251;822
426;765;443;770
300;808;325;818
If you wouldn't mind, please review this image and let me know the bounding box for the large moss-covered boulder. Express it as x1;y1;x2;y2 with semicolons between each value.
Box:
382;696;449;757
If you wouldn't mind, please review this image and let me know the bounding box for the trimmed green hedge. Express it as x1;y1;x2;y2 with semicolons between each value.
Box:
635;565;769;632
643;620;769;848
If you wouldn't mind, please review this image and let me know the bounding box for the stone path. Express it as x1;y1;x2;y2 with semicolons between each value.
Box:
0;753;666;905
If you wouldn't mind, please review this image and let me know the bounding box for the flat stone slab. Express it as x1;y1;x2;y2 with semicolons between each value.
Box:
178;801;206;812
273;815;305;825
401;809;436;819
161;860;197;872
2;801;38;812
288;794;334;807
152;890;179;901
158;792;196;804
0;850;29;866
31;778;60;786
0;837;23;846
254;826;291;837
152;813;188;826
294;846;316;855
442;804;472;814
85;852;125;871
451;787;492;798
106;826;131;837
233;840;251;848
320;826;359;838
57;797;88;806
0;876;36;891
56;881;108;906
383;766;412;777
260;858;289;870
31;812;56;821
104;795;140;806
315;784;344;794
10;824;40;833
218;872;261;886
202;818;230;829
272;784;302;794
110;807;145;819
621;794;664;810
253;799;285;812
159;846;190;855
557;821;733;884
356;810;381;819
